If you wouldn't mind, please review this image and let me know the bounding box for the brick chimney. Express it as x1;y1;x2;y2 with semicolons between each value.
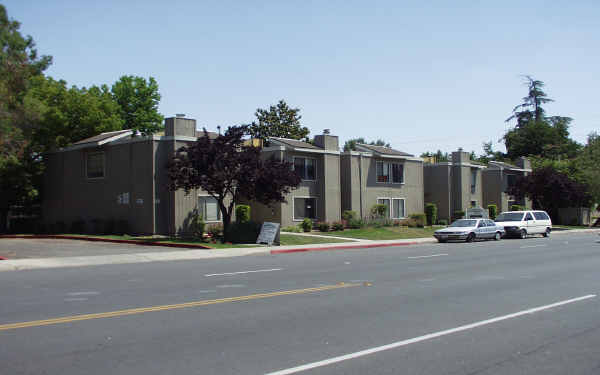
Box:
314;130;339;151
165;116;196;137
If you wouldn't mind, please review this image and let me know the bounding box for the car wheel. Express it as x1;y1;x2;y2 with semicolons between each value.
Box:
543;227;551;237
520;229;527;239
466;233;475;243
494;231;501;241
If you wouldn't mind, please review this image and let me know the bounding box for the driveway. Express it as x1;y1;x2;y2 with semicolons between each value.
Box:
0;238;203;259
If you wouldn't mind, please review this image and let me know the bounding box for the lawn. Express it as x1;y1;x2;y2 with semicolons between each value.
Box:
319;226;438;240
278;234;352;245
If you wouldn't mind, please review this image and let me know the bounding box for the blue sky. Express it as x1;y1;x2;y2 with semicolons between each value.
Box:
5;1;599;155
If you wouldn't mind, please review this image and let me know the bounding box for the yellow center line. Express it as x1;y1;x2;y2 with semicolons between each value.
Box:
0;283;362;331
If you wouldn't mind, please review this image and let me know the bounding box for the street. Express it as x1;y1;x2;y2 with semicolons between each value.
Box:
1;232;600;374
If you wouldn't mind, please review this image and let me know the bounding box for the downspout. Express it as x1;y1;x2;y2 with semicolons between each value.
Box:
358;153;363;219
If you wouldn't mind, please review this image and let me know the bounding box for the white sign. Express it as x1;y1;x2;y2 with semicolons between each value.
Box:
256;222;280;246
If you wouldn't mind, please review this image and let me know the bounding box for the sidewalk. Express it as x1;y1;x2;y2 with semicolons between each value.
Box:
0;237;435;272
0;229;597;272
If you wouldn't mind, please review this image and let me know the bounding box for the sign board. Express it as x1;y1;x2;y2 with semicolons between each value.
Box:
256;222;280;246
466;207;488;219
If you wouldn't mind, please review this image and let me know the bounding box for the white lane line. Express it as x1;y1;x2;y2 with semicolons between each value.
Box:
204;268;283;277
66;291;100;296
265;294;596;375
64;298;88;302
520;245;547;249
407;253;448;259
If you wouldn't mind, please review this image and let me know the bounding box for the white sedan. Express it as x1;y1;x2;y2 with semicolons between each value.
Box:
434;219;505;243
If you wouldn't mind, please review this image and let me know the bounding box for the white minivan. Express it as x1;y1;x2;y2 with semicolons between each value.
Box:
494;210;552;239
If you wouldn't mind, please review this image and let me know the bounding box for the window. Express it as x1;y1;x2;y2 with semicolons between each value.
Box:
294;197;316;220
198;196;220;222
525;212;533;221
391;198;405;219
533;212;549;220
470;169;477;194
470;200;477;208
294;157;316;181
376;161;404;183
506;174;517;190
392;164;404;184
86;152;105;179
377;198;391;218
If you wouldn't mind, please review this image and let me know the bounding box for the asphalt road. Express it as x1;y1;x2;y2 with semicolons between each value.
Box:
1;232;600;375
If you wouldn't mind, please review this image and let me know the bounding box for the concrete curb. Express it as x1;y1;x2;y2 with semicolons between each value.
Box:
271;241;423;254
0;234;212;249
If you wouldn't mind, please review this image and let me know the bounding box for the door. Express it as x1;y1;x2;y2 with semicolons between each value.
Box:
524;212;537;233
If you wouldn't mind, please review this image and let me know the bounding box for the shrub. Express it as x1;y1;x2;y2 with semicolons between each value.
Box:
487;204;498;220
410;213;426;228
510;204;523;211
370;204;388;218
116;220;129;235
189;209;205;239
227;221;261;243
70;219;86;234
318;222;330;232
207;223;223;239
282;225;301;233
301;218;313;232
392;220;401;226
91;219;105;234
104;219;116;235
235;205;251;224
342;210;357;221
348;218;364;229
424;203;437;226
437;219;448;226
453;210;465;221
382;219;393;227
55;221;66;234
331;221;344;231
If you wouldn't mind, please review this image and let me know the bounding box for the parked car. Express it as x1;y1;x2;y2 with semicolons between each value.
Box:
494;210;552;239
434;218;505;243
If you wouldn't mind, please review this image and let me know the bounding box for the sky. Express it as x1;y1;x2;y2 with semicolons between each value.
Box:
5;1;599;156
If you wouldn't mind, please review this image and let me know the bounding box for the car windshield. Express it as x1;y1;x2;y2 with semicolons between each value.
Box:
449;219;477;227
495;212;524;222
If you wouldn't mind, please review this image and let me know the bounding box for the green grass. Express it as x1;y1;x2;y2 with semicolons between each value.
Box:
319;226;437;240
278;234;352;245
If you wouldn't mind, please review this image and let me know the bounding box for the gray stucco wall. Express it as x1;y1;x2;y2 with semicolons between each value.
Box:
424;165;451;221
341;153;424;219
43;139;155;234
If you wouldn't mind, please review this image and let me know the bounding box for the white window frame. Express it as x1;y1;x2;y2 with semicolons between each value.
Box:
376;161;405;184
292;196;318;222
376;197;391;218
86;151;105;180
293;157;317;182
391;198;406;219
198;195;222;223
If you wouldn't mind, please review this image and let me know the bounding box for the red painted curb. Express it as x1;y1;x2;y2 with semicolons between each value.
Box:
0;235;212;249
0;256;6;260
270;241;422;254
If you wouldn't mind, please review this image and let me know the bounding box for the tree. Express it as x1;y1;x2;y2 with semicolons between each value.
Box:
111;75;163;135
168;125;301;242
507;166;592;221
28;77;124;153
574;132;600;206
248;100;309;142
343;137;391;151
420;150;449;162
0;4;52;231
503;76;580;160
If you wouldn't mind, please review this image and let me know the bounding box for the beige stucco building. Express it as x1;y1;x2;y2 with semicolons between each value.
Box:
340;144;424;220
482;158;532;213
423;151;486;221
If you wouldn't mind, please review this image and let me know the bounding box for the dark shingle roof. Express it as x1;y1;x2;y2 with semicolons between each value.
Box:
73;129;132;145
270;137;321;149
356;143;413;157
490;161;521;170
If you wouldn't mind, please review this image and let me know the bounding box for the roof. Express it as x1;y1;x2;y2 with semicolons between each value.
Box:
73;129;133;145
489;161;527;171
269;137;321;149
355;143;414;157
